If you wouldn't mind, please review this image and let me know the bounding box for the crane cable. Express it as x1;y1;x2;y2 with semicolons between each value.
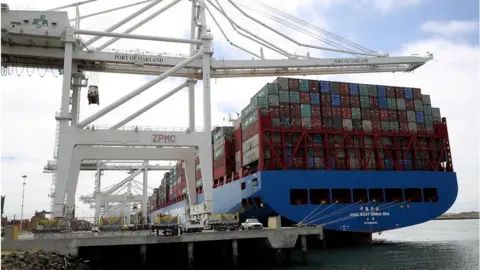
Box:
297;202;337;226
235;1;363;57
244;0;377;54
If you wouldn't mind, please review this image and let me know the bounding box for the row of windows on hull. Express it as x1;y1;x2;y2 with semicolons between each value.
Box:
290;187;438;205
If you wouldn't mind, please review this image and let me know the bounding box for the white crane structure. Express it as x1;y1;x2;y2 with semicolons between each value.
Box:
79;162;155;224
0;0;433;222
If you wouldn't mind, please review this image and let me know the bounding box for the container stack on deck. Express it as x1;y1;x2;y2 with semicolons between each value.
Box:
150;77;452;211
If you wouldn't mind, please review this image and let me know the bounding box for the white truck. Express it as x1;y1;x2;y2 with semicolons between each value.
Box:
240;218;263;230
181;219;203;233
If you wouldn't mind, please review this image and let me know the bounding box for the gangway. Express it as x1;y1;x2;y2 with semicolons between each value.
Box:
0;0;433;222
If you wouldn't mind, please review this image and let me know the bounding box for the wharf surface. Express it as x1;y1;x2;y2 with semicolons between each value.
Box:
2;226;324;269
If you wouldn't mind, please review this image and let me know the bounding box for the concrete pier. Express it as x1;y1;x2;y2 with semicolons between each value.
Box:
2;226;323;268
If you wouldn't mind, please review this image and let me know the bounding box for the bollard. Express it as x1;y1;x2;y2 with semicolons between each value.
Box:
232;239;239;269
187;242;194;269
301;235;308;265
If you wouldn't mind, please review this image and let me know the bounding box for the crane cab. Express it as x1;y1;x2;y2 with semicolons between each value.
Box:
87;85;99;105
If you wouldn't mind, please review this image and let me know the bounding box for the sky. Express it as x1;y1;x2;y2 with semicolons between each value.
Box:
1;0;479;220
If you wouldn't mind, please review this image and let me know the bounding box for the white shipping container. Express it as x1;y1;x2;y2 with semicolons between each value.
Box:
364;136;374;146
349;157;361;169
380;137;392;146
377;149;385;159
243;145;260;165
235;150;241;164
362;120;372;132
408;122;417;132
235;161;242;171
242;133;259;151
396;99;406;110
342;119;353;131
337;149;346;158
414;100;423;111
314;157;324;169
214;137;224;150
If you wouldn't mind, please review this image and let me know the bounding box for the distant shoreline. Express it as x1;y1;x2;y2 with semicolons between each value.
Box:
436;217;479;220
436;212;479;220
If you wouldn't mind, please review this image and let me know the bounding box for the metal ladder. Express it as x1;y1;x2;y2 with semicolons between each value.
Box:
49;111;61;213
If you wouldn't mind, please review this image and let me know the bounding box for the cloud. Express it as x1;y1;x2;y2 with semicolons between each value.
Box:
421;20;479;37
1;0;478;220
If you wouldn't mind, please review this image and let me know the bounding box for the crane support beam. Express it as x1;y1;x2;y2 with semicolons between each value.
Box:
43;162;173;172
69;1;156;21
77;29;202;46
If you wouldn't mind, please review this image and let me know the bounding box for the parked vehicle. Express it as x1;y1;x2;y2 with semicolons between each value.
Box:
240;218;263;230
181;219;203;233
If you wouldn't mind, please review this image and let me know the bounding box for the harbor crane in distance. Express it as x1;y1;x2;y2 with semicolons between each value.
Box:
0;0;433;223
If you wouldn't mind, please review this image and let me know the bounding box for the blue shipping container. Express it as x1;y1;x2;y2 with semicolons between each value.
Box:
378;96;388;109
404;160;413;170
320;81;330;93
384;159;394;169
377;86;387;97
349;84;359;95
404;88;413;100
331;94;341;107
416;112;425;123
310;93;321;105
307;157;315;169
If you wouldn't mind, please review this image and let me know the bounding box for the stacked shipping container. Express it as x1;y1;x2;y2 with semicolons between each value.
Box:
153;78;452;211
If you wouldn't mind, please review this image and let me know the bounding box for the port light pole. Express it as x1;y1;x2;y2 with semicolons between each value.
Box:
20;175;27;231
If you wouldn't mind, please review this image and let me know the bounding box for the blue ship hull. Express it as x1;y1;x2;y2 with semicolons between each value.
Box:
151;171;458;233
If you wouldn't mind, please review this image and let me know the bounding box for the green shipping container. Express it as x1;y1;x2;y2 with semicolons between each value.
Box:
360;96;370;108
423;104;432;115
252;83;279;100
289;91;300;103
387;98;397;110
241;96;268;119
213;126;234;142
390;121;399;132
271;118;281;128
279;90;290;103
242;110;261;130
367;85;378;96
359;84;369;96
300;79;309;92
301;104;311;117
381;121;391;132
302;117;311;129
424;114;433;126
351;108;361;119
330;82;340;93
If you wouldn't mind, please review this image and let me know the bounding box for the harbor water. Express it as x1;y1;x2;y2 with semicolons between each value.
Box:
288;219;479;270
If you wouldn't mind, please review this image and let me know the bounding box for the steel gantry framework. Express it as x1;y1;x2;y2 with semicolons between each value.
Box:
1;0;433;221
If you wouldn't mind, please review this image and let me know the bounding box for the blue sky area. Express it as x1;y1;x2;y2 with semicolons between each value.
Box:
310;0;479;53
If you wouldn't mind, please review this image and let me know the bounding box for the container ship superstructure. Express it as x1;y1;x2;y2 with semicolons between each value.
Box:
148;77;457;241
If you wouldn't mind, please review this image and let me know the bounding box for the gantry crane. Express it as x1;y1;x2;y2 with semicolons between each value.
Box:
0;0;433;221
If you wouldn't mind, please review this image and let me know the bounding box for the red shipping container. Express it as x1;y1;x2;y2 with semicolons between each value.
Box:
288;79;300;91
214;164;234;180
293;157;304;169
369;97;379;108
339;83;349;96
269;106;280;118
406;100;414;110
386;87;395;98
388;110;398;121
242;122;259;140
394;87;404;98
400;122;409;132
397;111;407;122
311;105;322;117
350;96;360;107
341;96;350;107
234;128;242;151
195;170;202;180
321;93;331;104
309;80;319;92
341;108;352;118
290;104;301;117
413;88;422;99
336;159;347;169
361;108;371;120
300;92;310;103
371;120;381;132
280;104;290;116
332;108;342;117
291;117;302;129
370;109;380;121
312;117;323;130
380;109;389;121
322;106;332;118
417;123;426;132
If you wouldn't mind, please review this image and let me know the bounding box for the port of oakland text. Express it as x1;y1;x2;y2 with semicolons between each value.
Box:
333;58;369;64
152;134;176;143
349;212;390;218
114;54;164;63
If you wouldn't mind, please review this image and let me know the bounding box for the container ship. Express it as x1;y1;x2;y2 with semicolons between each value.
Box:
148;77;457;241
